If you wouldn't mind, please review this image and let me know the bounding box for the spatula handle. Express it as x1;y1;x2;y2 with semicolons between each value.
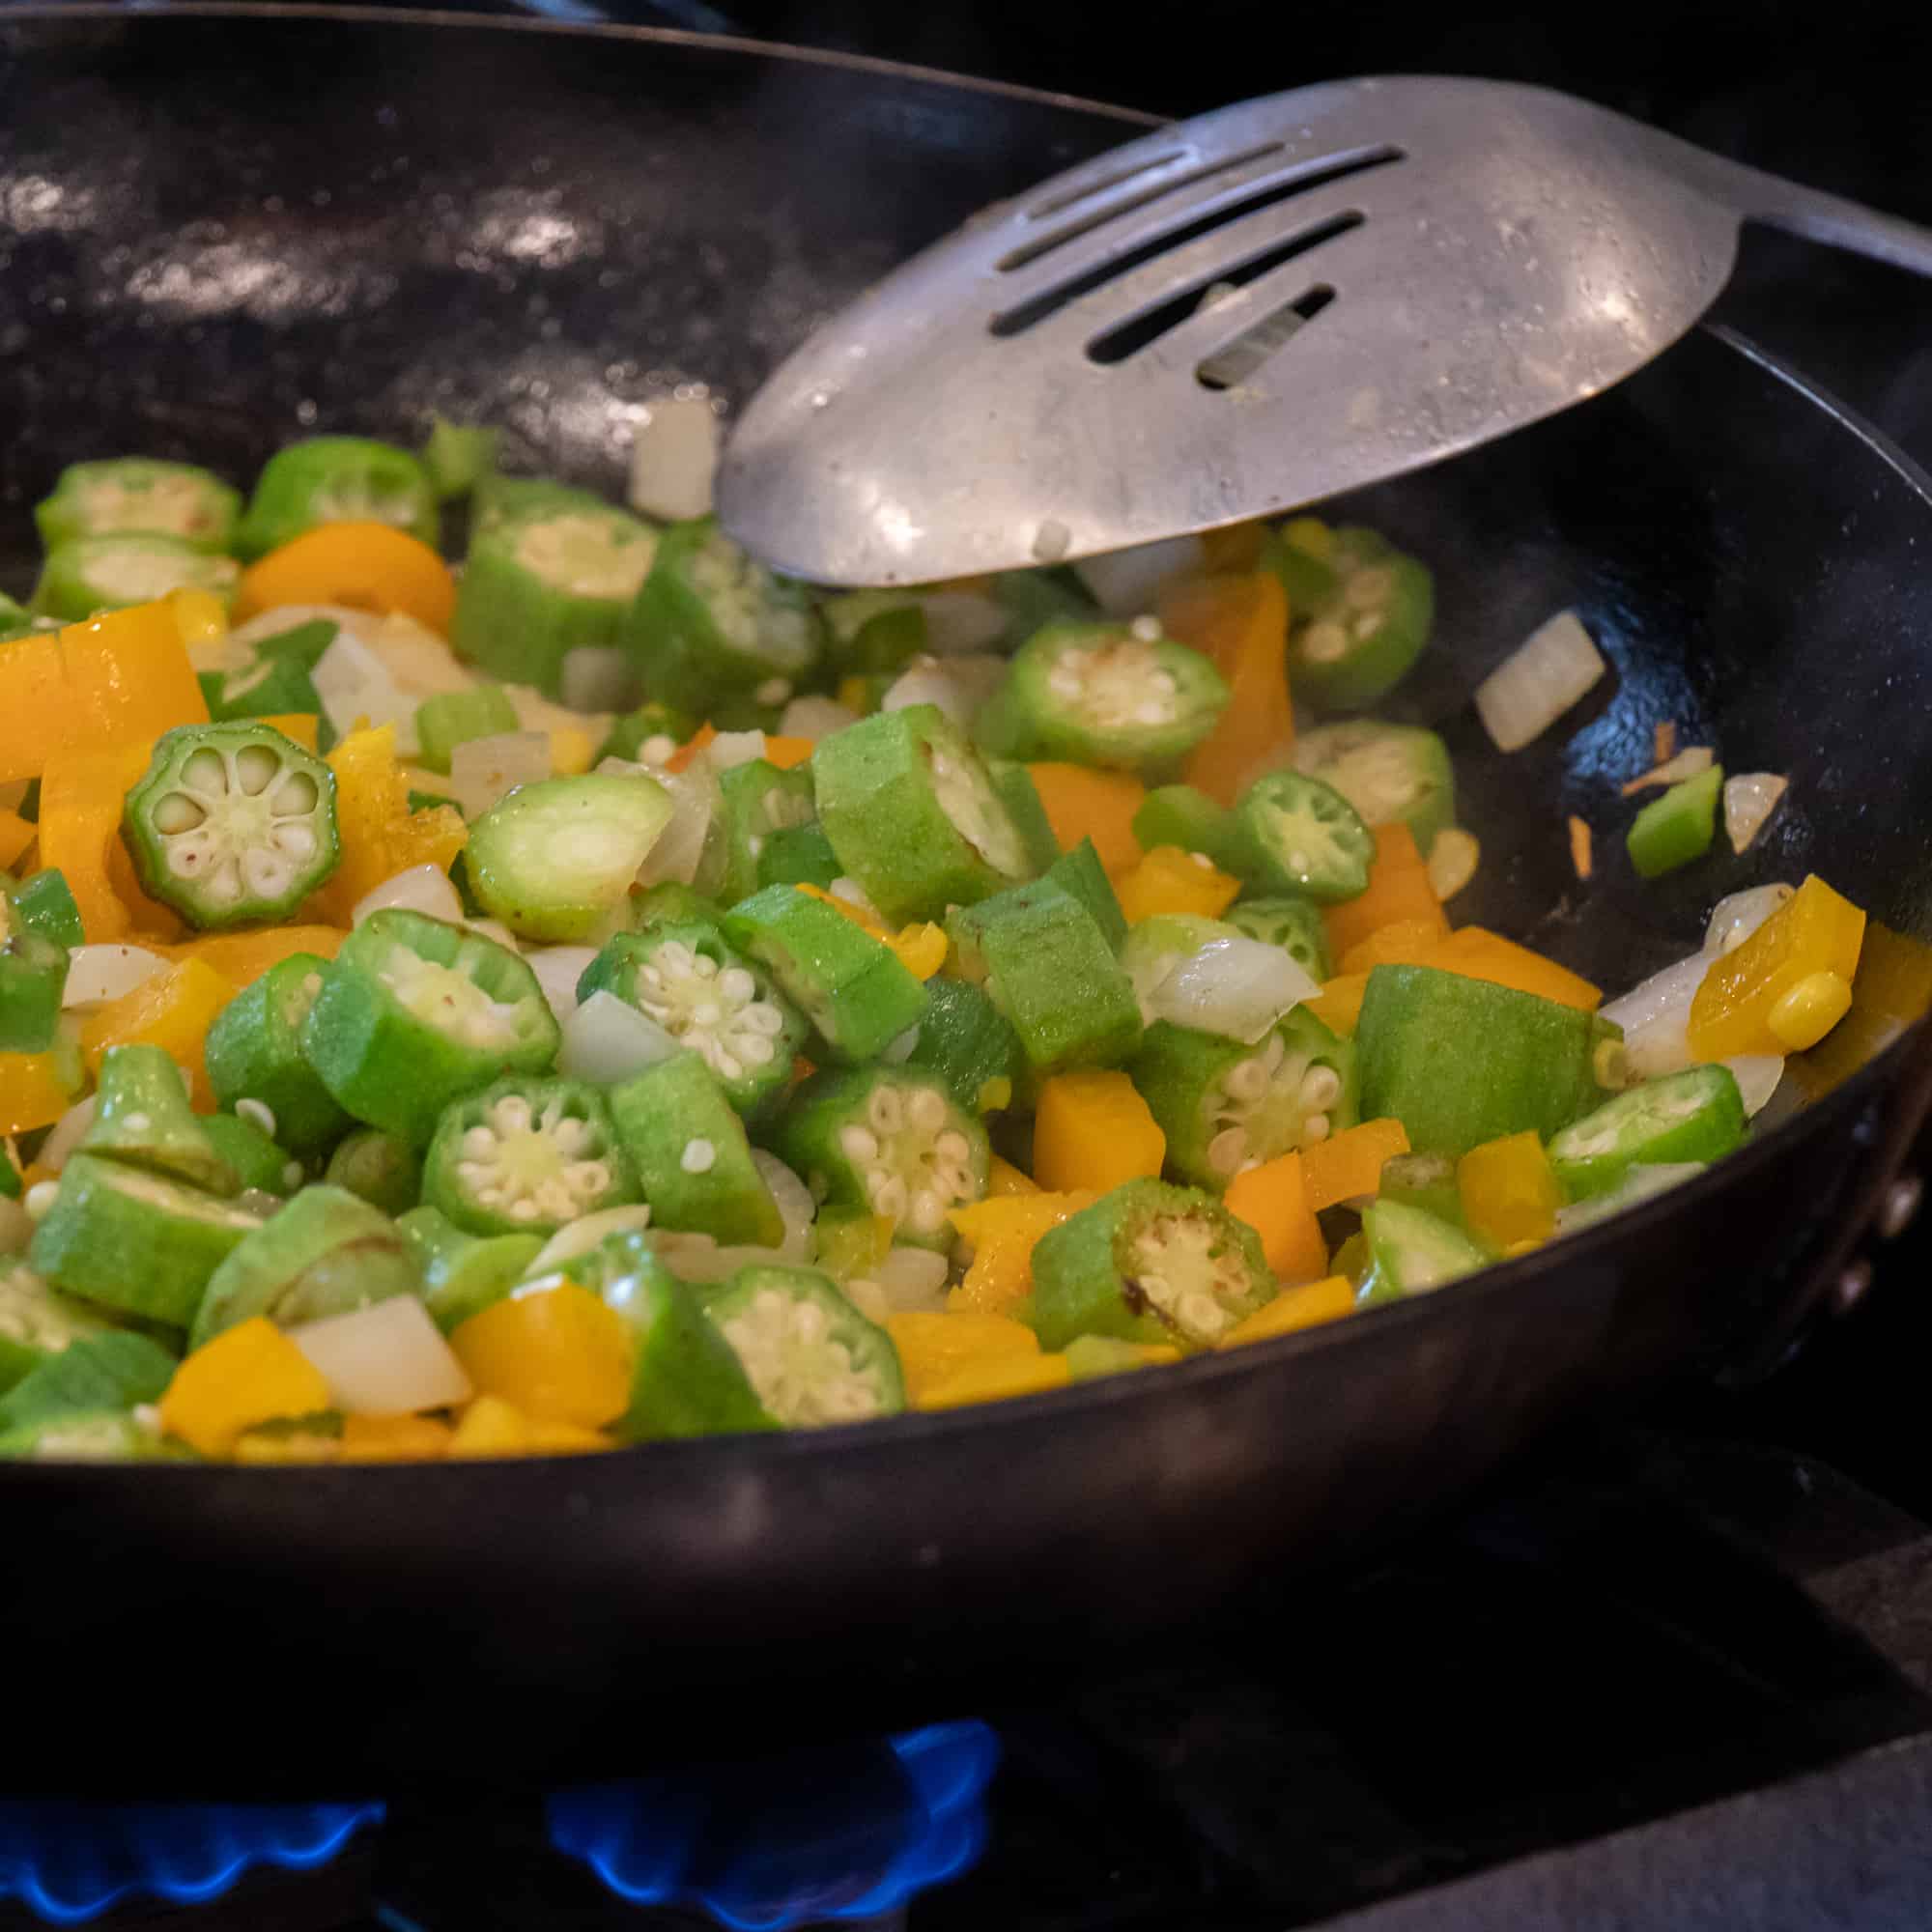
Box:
1709;156;1932;280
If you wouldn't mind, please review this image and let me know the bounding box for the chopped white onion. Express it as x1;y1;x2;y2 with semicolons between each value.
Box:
311;627;419;752
1073;535;1206;616
882;652;1007;727
842;1276;893;1324
638;760;720;887
1425;828;1480;902
41;1096;98;1175
1145;936;1318;1043
557;990;682;1084
779;696;860;741
1724;1054;1785;1118
61;944;169;1009
560;645;639;714
352;864;463;928
627;392;720;521
916;590;1010;657
1474;609;1607;752
871;1243;951;1313
750;1150;816;1264
1555;1162;1705;1233
1598;952;1709;1078
370;612;473;695
526;945;600;1024
1704;882;1795;956
705;729;767;773
287;1295;472;1416
1723;772;1789;854
448;730;552;818
649;1232;803;1284
527;1204;654;1277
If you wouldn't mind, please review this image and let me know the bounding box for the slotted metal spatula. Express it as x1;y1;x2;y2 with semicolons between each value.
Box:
717;76;1932;585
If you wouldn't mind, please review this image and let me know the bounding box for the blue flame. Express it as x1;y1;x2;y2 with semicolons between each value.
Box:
0;1798;383;1924
550;1720;998;1928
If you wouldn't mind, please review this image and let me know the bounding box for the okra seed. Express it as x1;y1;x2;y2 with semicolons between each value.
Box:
511;1199;540;1221
24;1180;59;1220
638;965;666;993
152;793;204;834
869;1089;904;1133
738;1035;777;1066
1225;1058;1269;1103
910;1188;947;1234
1302;620;1349;664
692;954;719;980
744;1004;786;1035
838;1125;879;1162
1303;1113;1331;1143
907;1088;948;1132
1299;1066;1343;1111
463;1126;496;1157
720;968;756;1004
693;1002;722;1027
1347;565;1395;610
681;1138;717;1175
935;1130;970;1163
1263;1033;1288;1071
871;1175;909;1218
1208;1127;1248;1174
1130;614;1163;642
235;1097;276;1138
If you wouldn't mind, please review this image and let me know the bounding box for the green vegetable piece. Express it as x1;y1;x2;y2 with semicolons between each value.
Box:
0;1330;179;1434
1223;895;1332;981
1225;770;1374;902
324;1127;423;1215
0;1143;20;1201
80;1044;239;1194
902;978;1023;1117
189;1183;419;1350
992;565;1099;642
29;1154;262;1327
123;723;340;930
199;1113;299;1198
452;501;660;697
1262;518;1341;611
600;701;697;766
300;909;560;1147
1293;721;1457;858
1356;963;1622;1158
35;458;241;554
628;879;724;934
9;871;85;952
1131;1006;1358;1189
422;417;499;501
622;516;823;716
422;1075;639;1237
0;593;37;643
470;474;611;538
1358;1199;1489;1299
1548;1065;1747;1200
0;914;66;1054
976;620;1229;778
717;757;818;906
1044;838;1127;952
722;885;928;1066
1133;783;1235;862
606;1052;784;1246
987;759;1063;874
236;436;438;558
1065;1334;1168;1380
1031;1178;1272;1352
820;590;926;678
812;705;1034;925
199;651;324;725
1628;764;1724;879
0;1408;193;1462
756;823;843;893
414;685;520;775
947;877;1142;1077
397;1206;544;1334
0;1264;123;1395
811;1206;890;1284
776;1065;988;1250
698;1263;905;1426
205;952;353;1155
1377;1152;1467;1228
250;617;342;671
466;772;673;943
31;534;239;622
1270;524;1435;712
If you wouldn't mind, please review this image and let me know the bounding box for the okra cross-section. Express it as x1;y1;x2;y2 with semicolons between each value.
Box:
1031;1179;1273;1352
300;909;561;1147
716;757;818;907
1293;722;1457;859
123;723;340;931
0;907;68;1055
237;436;438;557
36;457;242;554
1546;1064;1746;1200
33;534;240;622
698;1264;906;1427
206;952;355;1155
0;1265;126;1398
1225;770;1375;903
1223;896;1333;982
776;1065;989;1249
1270;522;1435;713
83;1043;240;1195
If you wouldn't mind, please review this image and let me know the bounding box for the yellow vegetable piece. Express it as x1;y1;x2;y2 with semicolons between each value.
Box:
1456;1131;1561;1250
1321;824;1446;962
528;1419;613;1455
1025;762;1146;876
258;713;321;753
1304;973;1369;1037
447;1394;535;1458
235;521;458;634
340;1413;455;1463
947;1191;1096;1317
38;739;176;943
1114;844;1241;923
761;735;816;772
550;725;598;777
887;1310;1041;1404
0;1050;83;1137
1767;970;1855;1051
1338;917;1456;980
232;1427;342;1465
916;1351;1073;1410
1687;874;1866;1061
158;1316;333;1458
1219;1275;1355;1347
78;957;238;1110
1162;572;1295;805
164;923;346;981
448;1281;632;1430
985;1154;1040;1198
1299;1118;1411;1213
1223;1151;1327;1282
316;724;468;926
167;586;229;657
1032;1069;1166;1194
1427;927;1602;1012
889;922;950;980
1198;521;1270;572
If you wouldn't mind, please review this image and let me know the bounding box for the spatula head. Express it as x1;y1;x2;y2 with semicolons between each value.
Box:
717;77;1744;585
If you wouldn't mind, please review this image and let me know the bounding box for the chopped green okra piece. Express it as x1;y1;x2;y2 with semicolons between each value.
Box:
1356;963;1622;1159
623;516;822;716
578;922;806;1122
992;564;1099;641
1032;1179;1273;1352
722;885;928;1066
1045;838;1128;952
325;1127;423;1215
452;500;660;697
717;757;818;905
189;1183;419;1350
422;417;499;501
629;879;724;933
1064;1334;1168;1380
1225;770;1375;902
1132;1007;1357;1188
9;870;84;952
0;1330;179;1435
1628;764;1724;879
1268;523;1435;712
0;1264;124;1396
398;1206;547;1334
1357;1199;1488;1298
29;1154;262;1328
776;1065;988;1249
247;616;341;672
1377;1152;1467;1227
987;759;1064;874
413;685;520;774
205;952;354;1155
36;458;242;554
975;620;1229;779
0;914;67;1055
607;1052;784;1247
699;1264;905;1427
1293;721;1457;858
237;436;438;558
756;823;843;893
422;1076;639;1238
902;978;1023;1116
32;533;240;621
600;701;698;767
1223;895;1332;982
80;1044;239;1194
0;1408;193;1462
1133;783;1235;863
820;590;927;678
123;723;340;930
811;1205;892;1285
199;650;324;725
199;1113;299;1198
947;878;1142;1077
1548;1065;1747;1200
466;772;673;944
300;909;560;1147
812;704;1033;924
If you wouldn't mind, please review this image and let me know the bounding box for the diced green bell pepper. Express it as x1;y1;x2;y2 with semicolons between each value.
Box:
1627;765;1724;879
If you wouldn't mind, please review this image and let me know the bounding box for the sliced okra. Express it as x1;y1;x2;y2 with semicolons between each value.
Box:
123;723;340;930
812;704;1033;924
81;1043;240;1195
1357;1199;1488;1298
471;473;612;540
698;1264;905;1427
821;589;927;679
1547;1065;1747;1201
452;501;660;697
1267;522;1435;712
9;871;84;952
32;534;239;622
1223;895;1332;982
0;1408;192;1462
756;823;843;893
630;880;725;933
776;1065;988;1249
324;1127;423;1215
1133;784;1236;866
1031;1178;1273;1352
206;952;354;1155
397;1205;546;1334
717;757;818;906
29;1154;262;1328
1131;1007;1358;1189
0;1330;179;1435
992;563;1099;640
1226;770;1374;902
987;758;1064;874
237;436;438;558
413;685;520;775
36;457;242;554
1377;1152;1466;1227
1293;722;1457;858
607;1051;784;1247
300;909;561;1147
199;1112;298;1198
600;700;699;767
0;1264;124;1396
721;885;928;1067
0;911;67;1056
188;1183;420;1350
1045;838;1128;952
902;978;1023;1116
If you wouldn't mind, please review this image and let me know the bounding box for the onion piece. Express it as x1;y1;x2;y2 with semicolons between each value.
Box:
370;612;473;695
1704;882;1795;956
1724;1054;1785;1118
448;730;552;818
916;590;1010;657
1554;1162;1705;1233
779;696;860;741
287;1295;472;1416
560;645;638;714
1724;772;1789;854
870;1244;951;1313
627;392;720;521
637;759;721;887
1598;952;1708;1078
649;1232;803;1285
311;627;419;751
62;944;169;1009
705;729;767;773
1426;828;1480;901
41;1096;98;1174
1145;935;1318;1043
882;652;1008;727
527;1204;654;1277
751;1151;816;1264
1073;535;1206;616
1474;610;1607;752
557;990;681;1084
352;864;463;928
526;945;600;1025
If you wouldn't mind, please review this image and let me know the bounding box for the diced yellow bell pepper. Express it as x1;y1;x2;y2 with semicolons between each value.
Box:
1786;922;1932;1103
259;712;321;753
1299;1117;1411;1212
1688;874;1866;1061
1767;971;1855;1050
1322;825;1447;962
234;522;458;634
1303;972;1370;1036
1456;1131;1561;1249
164;923;346;982
77;956;237;1110
886;1310;1044;1406
549;724;598;777
448;1281;632;1430
232;1426;343;1464
1032;1069;1166;1194
37;739;175;943
1426;927;1601;1011
0;1050;83;1137
985;1154;1040;1198
1338;917;1458;979
1161;572;1295;805
1198;521;1270;572
1114;844;1242;923
447;1394;535;1458
167;586;230;658
1219;1275;1355;1347
158;1316;333;1458
761;735;817;772
1025;762;1145;876
916;1350;1073;1409
315;724;468;926
1222;1151;1328;1282
340;1413;455;1463
947;1191;1096;1317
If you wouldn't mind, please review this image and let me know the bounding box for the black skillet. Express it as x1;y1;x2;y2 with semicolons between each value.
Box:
2;7;1930;1793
